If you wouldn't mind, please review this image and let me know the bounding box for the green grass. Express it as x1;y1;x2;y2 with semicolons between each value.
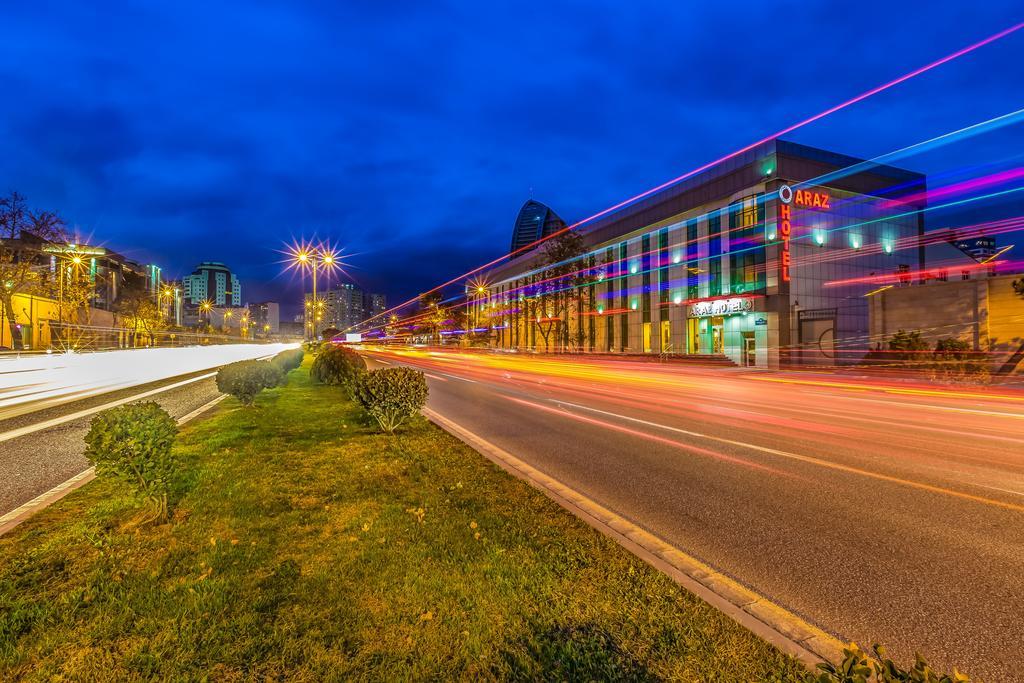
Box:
0;358;806;681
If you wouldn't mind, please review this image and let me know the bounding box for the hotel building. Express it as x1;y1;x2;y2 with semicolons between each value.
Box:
477;139;932;368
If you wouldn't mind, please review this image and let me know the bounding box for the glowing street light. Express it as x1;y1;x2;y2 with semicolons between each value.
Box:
287;242;343;340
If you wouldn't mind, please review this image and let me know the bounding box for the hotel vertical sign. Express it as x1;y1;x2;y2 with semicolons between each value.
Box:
777;184;793;282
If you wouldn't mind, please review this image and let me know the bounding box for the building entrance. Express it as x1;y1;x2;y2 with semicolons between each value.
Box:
711;316;724;354
742;332;756;366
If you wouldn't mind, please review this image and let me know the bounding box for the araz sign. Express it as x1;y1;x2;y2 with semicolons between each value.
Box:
688;297;754;318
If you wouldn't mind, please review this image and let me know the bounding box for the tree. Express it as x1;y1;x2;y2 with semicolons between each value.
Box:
536;230;593;352
0;192;68;349
320;326;342;341
418;290;446;344
118;289;165;347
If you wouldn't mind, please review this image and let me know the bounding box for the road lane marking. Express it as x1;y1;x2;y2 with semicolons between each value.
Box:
423;373;450;382
502;395;787;475
0;392;227;536
422;406;844;667
0;372;217;444
548;399;1024;514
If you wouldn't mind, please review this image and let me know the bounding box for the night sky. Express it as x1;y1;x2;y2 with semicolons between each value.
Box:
2;2;1022;316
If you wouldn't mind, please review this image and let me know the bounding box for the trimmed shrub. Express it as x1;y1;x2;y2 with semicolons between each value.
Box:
354;366;428;434
217;359;284;406
932;337;989;383
310;344;366;390
272;348;305;376
83;402;178;520
886;329;929;365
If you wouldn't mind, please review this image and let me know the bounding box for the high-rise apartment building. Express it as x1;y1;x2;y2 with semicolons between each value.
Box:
307;283;387;332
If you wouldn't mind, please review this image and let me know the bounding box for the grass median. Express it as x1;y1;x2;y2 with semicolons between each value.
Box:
0;357;806;681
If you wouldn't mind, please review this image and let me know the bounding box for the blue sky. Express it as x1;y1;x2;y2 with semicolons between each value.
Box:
1;2;1022;314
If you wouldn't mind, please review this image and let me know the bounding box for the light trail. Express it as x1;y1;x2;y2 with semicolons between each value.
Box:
501;394;792;476
0;344;298;420
352;21;1024;333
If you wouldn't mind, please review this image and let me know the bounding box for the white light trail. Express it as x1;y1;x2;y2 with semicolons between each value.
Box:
0;344;299;420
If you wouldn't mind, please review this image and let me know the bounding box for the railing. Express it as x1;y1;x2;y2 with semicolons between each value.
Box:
1;322;291;355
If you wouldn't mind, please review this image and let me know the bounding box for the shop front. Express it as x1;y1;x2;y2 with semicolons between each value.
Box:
686;296;768;367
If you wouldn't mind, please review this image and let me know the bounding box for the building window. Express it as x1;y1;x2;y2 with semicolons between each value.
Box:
686;219;698;300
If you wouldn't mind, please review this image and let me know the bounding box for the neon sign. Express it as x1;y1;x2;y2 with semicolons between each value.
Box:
778;188;792;282
794;189;831;209
688;297;753;318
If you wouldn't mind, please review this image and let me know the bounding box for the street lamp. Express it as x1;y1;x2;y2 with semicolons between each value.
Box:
199;300;213;331
288;243;341;341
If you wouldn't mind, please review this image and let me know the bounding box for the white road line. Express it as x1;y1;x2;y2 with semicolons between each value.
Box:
423;373;450;382
0;372;216;444
0;392;228;536
442;372;477;383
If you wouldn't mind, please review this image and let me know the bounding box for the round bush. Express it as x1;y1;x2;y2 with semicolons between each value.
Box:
217;359;284;406
83;402;178;519
354;366;428;433
271;348;305;376
310;344;366;389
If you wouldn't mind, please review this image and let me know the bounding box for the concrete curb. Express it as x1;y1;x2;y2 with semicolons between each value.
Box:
0;393;227;538
423;406;846;670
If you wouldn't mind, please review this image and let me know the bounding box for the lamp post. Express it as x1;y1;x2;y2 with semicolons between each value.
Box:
200;300;212;333
291;246;337;341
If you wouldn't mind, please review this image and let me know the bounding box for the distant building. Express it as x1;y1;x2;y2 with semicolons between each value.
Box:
510;199;566;254
954;235;997;262
365;292;387;320
279;320;304;337
42;242;150;312
183;262;241;306
249;301;280;334
306;283;386;332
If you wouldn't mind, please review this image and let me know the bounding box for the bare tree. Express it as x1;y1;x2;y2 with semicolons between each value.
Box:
117;290;165;347
536;230;592;352
0;193;67;349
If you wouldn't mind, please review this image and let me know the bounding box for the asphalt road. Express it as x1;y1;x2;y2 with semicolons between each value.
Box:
0;371;222;516
364;347;1024;681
